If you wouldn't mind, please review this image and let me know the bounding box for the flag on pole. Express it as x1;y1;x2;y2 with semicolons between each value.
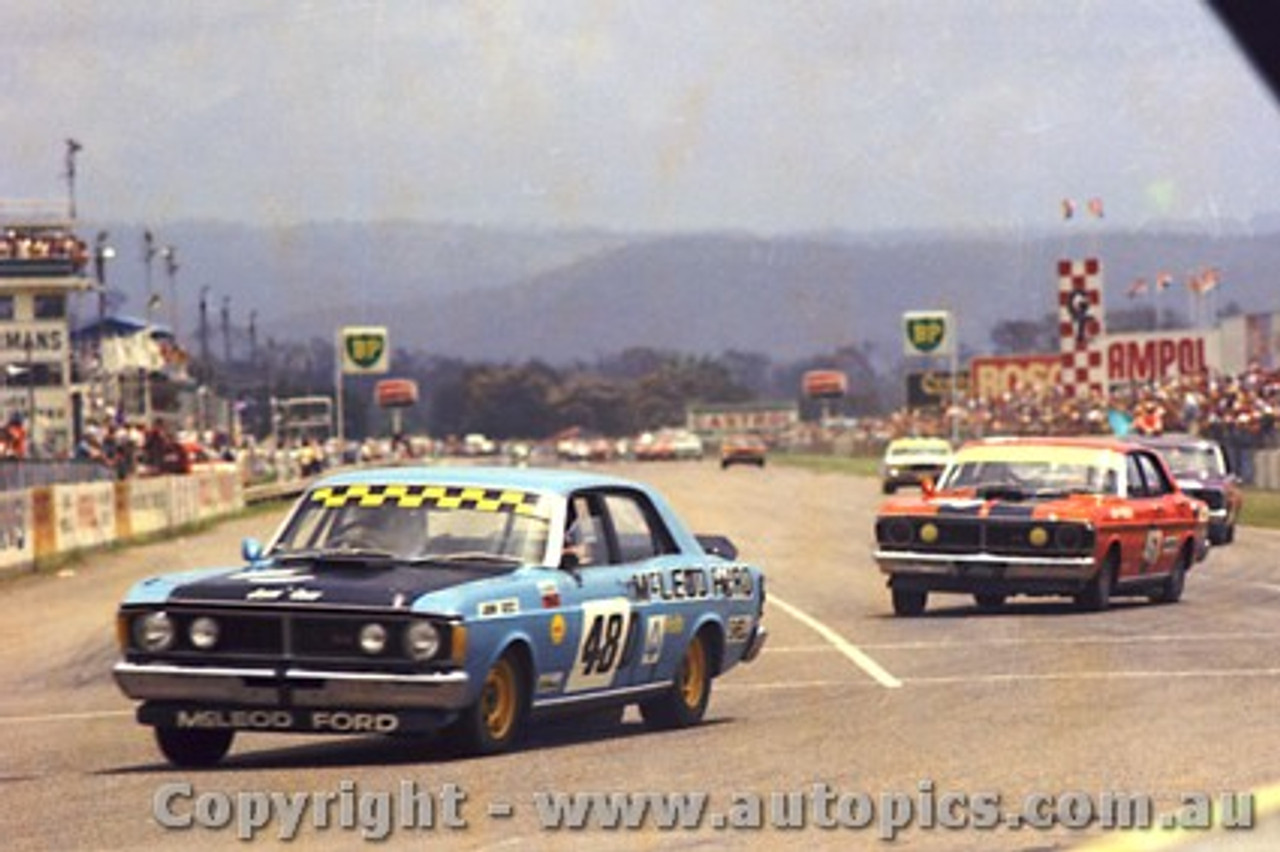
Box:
1061;199;1076;220
1155;271;1173;291
1087;197;1105;218
1126;278;1148;299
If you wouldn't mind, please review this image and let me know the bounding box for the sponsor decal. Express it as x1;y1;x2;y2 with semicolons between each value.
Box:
536;672;565;694
477;598;520;618
549;613;567;646
627;565;754;602
727;615;754;643
245;587;324;602
174;709;401;733
641;616;666;665
538;580;562;609
665;613;685;634
228;568;315;584
1105;332;1212;384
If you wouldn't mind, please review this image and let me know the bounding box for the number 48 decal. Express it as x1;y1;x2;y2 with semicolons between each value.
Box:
567;598;635;692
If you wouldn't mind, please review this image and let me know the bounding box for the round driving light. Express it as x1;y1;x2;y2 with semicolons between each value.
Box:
1054;525;1083;550
136;611;175;652
404;621;442;661
359;622;388;655
919;523;939;544
189;616;220;651
1028;526;1049;547
885;519;913;546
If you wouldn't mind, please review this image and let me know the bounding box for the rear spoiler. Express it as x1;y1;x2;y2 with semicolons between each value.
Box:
695;534;738;561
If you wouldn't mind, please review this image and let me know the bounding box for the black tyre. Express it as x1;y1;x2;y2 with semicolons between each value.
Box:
1075;552;1116;612
891;588;927;616
640;631;712;730
453;652;528;755
155;727;234;768
882;482;896;495
1150;547;1189;604
974;593;1006;611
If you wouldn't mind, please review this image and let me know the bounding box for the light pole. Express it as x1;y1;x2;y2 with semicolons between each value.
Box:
93;231;115;416
199;285;211;368
161;245;179;340
220;296;231;363
249;310;257;365
64;139;82;220
142;230;157;326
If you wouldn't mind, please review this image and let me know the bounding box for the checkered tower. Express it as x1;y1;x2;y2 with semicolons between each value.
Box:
1057;258;1106;398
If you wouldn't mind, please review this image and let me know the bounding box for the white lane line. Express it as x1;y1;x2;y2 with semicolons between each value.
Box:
0;709;132;725
910;668;1280;685
768;594;902;689
858;631;1280;650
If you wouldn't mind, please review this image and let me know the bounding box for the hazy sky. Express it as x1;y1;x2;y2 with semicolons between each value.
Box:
4;1;1277;234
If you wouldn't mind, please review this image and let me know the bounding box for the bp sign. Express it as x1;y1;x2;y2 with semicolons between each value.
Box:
340;326;390;374
903;311;954;356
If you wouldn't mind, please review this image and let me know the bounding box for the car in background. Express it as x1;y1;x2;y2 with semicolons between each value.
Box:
720;434;768;469
880;437;953;494
635;428;705;461
113;466;767;766
873;437;1208;616
1132;434;1243;545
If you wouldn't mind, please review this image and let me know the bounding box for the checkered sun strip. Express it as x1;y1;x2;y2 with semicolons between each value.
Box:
309;484;547;516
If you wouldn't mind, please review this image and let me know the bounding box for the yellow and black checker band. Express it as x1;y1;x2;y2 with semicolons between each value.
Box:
309;484;545;516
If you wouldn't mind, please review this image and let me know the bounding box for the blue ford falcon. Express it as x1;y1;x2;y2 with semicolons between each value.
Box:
113;466;767;766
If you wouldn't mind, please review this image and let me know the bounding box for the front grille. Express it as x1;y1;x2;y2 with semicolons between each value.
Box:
877;517;1094;556
1182;487;1225;510
124;606;453;667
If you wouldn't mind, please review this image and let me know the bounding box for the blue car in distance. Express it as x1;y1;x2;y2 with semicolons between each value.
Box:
113;467;767;766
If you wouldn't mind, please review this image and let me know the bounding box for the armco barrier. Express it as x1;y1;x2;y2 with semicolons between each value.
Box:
4;469;251;580
1252;449;1280;490
0;490;34;575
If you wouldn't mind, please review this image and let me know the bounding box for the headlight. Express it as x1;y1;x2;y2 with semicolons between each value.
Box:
404;621;442;661
1054;525;1083;551
358;622;388;655
1028;526;1049;547
135;612;175;652
919;522;939;544
189;616;220;651
883;518;914;546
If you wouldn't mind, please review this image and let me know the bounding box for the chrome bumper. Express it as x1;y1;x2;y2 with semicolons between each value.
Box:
113;661;471;710
875;549;1095;581
741;625;768;663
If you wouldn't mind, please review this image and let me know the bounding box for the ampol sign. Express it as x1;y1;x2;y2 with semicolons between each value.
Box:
1103;331;1218;384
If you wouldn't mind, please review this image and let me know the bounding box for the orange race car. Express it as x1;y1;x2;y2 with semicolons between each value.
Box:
873;437;1209;616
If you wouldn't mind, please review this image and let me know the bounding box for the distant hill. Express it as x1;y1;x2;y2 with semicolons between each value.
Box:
92;220;1280;365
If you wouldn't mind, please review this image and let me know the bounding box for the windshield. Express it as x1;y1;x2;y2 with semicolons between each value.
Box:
1159;445;1225;478
940;459;1118;496
270;484;553;565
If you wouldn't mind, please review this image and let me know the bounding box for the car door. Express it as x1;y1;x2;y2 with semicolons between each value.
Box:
547;491;644;697
1121;451;1164;580
1135;449;1194;571
1125;450;1182;577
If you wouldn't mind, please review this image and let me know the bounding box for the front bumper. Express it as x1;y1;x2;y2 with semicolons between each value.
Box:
741;625;768;663
875;550;1096;594
113;661;471;710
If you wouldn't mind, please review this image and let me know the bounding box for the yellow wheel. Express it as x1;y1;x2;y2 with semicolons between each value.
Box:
640;630;713;730
480;657;519;743
677;635;708;712
453;651;528;755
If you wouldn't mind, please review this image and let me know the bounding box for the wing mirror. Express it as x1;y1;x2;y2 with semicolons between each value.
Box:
241;537;266;565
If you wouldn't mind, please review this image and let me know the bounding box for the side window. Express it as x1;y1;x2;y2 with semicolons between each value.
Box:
0;296;14;321
1125;454;1147;498
565;495;607;567
1136;453;1172;496
602;492;676;563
